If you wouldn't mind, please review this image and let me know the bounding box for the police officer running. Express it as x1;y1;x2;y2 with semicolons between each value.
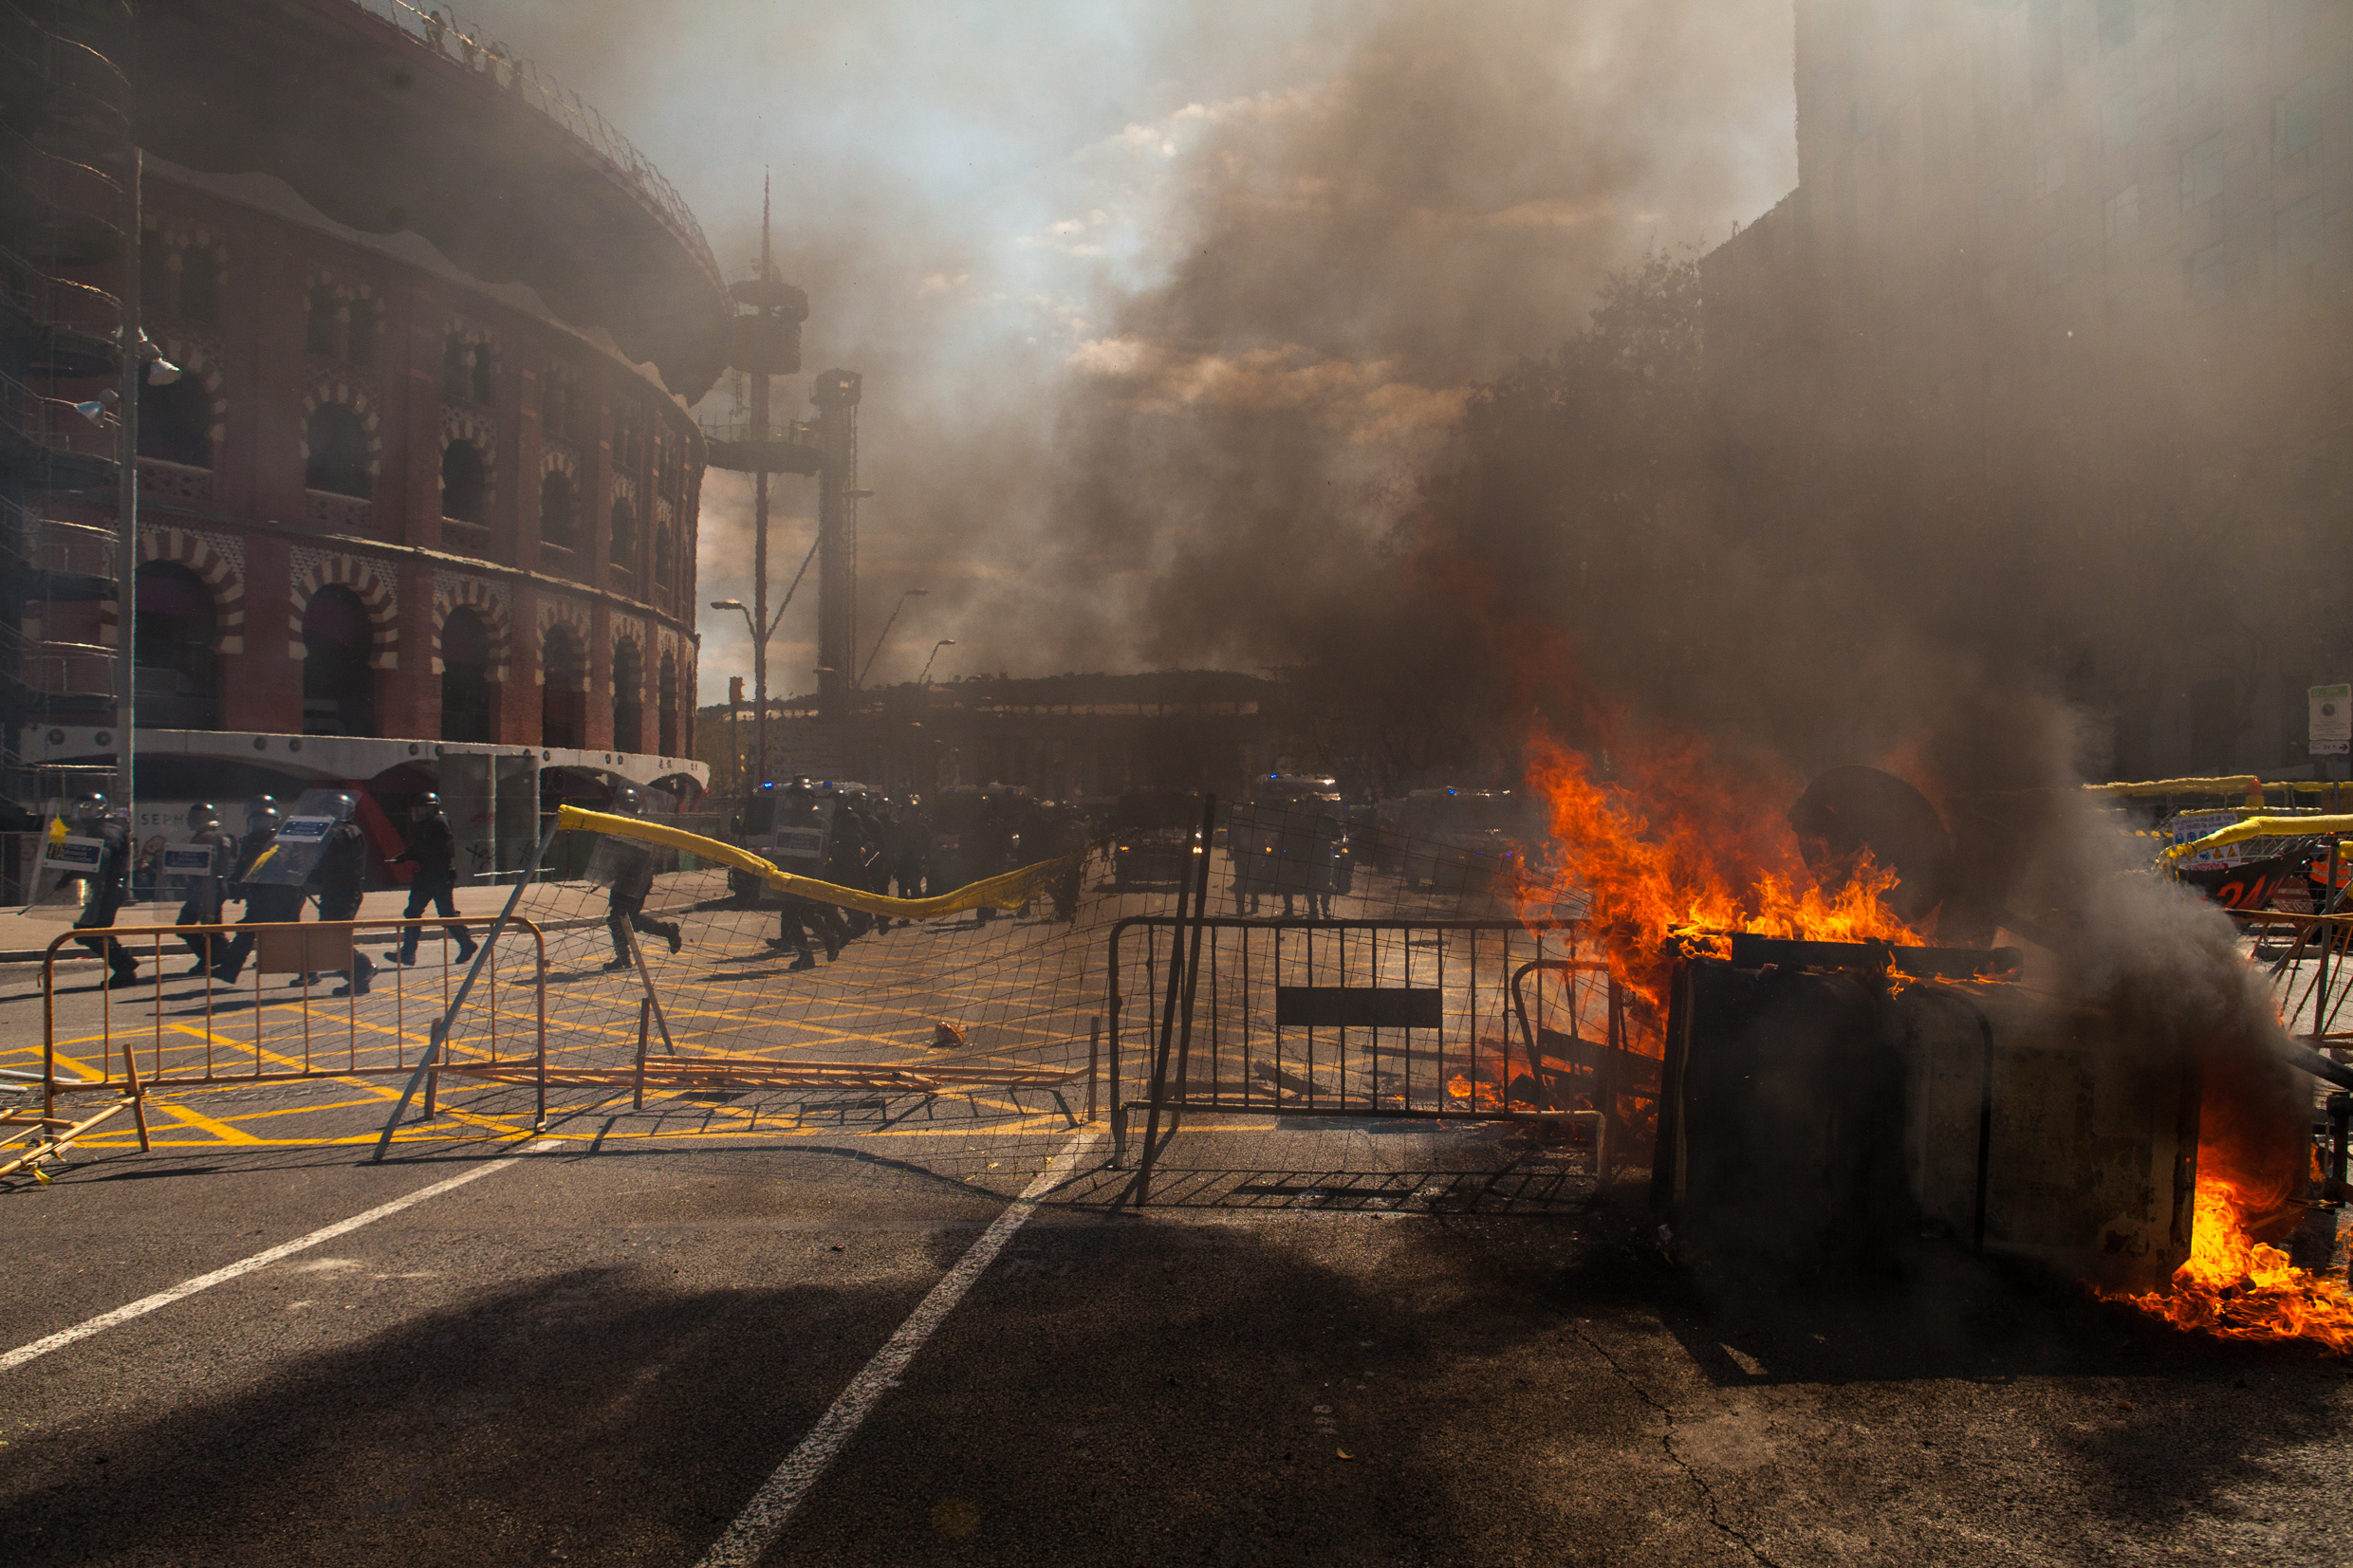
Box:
385;792;476;968
602;784;682;972
312;794;375;997
212;798;293;984
66;793;139;987
174;802;238;974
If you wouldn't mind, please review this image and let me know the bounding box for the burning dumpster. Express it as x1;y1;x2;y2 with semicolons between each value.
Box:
1653;938;2202;1293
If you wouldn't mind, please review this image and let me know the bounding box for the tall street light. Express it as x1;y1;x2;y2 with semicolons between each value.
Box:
857;588;928;688
709;599;761;782
917;639;955;687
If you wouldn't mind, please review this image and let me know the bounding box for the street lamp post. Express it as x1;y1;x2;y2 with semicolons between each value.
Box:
917;639;955;688
856;588;928;688
709;600;760;782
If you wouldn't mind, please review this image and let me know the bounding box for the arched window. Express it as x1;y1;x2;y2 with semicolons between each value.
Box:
180;249;220;323
305;286;339;357
139;376;212;467
608;498;637;571
134;562;220;730
539;470;575;549
302;584;376;736
440;605;492;744
658;649;678;755
654;521;675;592
347;297;380;369
541;622;586;749
612;638;643;753
305;403;370;498
441;438;488;523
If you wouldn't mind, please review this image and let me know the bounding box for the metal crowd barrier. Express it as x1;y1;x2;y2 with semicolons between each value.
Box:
1103;915;1597;1169
29;917;550;1146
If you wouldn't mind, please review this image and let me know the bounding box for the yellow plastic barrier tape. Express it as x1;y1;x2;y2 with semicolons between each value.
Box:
2087;775;2345;799
2160;813;2353;864
554;805;1084;919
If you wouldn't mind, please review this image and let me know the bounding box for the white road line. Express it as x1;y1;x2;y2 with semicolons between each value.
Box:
0;1140;559;1374
697;1129;1104;1568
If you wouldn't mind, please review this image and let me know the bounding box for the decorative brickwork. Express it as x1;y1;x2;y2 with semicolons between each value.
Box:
297;378;382;473
439;403;498;517
288;550;399;669
429;574;512;681
138;527;246;655
533;597;593;688
156;335;228;446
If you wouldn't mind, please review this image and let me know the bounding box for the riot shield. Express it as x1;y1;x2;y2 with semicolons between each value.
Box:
242;788;356;889
765;800;831;873
584;831;656;899
26;818;106;907
159;841;217;895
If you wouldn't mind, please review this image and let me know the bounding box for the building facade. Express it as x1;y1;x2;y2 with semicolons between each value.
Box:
701;672;1281;803
1704;0;2350;778
5;1;724;882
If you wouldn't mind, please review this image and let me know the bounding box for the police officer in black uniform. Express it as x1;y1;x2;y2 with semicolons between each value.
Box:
829;798;879;940
67;793;139;987
766;779;844;969
386;792;476;968
311;793;375;998
175;804;238;974
213;798;294;984
602;784;682;971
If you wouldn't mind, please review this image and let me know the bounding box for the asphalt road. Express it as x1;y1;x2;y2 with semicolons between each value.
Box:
2;1115;2349;1567
4;860;2352;1565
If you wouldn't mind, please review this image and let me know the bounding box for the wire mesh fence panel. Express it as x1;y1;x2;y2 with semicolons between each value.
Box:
17;793;1635;1199
32;918;543;1096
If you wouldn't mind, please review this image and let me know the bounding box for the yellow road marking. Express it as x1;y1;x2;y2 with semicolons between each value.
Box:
147;1097;263;1144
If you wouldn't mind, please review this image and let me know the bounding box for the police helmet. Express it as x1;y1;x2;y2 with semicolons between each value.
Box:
412;791;443;818
249;805;281;834
246;795;277;827
186;802;217;827
324;792;357;818
71;791;108;824
611;784;644;817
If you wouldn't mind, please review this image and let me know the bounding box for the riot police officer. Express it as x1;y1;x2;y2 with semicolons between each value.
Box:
213;798;293;984
386;792;476;967
602;784;682;971
67;793;138;987
767;779;844;968
175;804;238;974
312;792;375;997
828;797;879;940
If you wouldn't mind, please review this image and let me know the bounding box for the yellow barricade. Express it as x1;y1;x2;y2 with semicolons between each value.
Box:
555;805;1084;920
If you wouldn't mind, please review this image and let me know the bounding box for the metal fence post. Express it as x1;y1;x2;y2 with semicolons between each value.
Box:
372;819;561;1161
1134;794;1216;1205
1086;1015;1100;1123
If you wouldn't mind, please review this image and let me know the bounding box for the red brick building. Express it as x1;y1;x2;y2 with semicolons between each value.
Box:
9;1;725;877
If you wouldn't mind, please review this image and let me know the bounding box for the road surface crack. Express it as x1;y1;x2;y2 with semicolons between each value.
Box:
1570;1323;1784;1568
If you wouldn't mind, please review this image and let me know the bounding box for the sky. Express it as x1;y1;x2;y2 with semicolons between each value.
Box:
482;0;1800;704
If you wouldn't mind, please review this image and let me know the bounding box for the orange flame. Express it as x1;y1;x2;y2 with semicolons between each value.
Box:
1516;728;1921;1026
2102;1174;2353;1353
